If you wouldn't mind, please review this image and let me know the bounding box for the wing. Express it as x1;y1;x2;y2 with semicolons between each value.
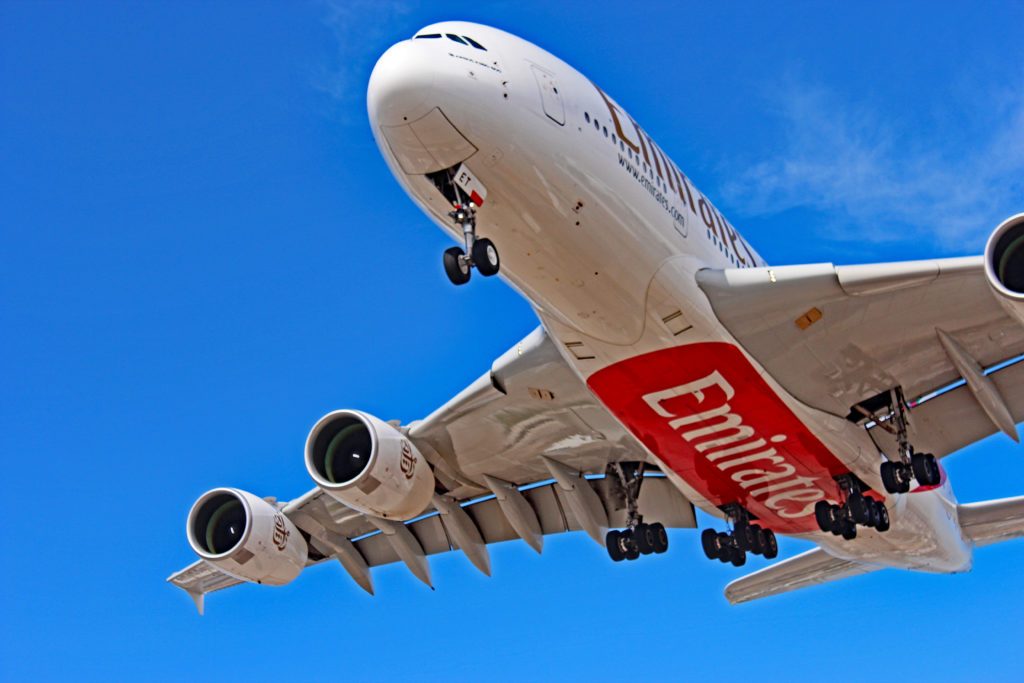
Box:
724;548;878;604
725;495;1024;603
696;257;1024;456
169;327;696;611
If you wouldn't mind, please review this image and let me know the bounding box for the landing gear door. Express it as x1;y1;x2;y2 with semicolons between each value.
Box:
531;65;565;125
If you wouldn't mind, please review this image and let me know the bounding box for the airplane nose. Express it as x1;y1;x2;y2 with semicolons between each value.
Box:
366;39;480;176
367;40;437;127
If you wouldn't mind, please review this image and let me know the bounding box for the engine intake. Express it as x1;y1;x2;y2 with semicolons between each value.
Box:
186;488;307;585
984;213;1024;326
305;410;434;520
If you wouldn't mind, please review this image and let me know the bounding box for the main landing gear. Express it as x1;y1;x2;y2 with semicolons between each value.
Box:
699;505;777;568
814;474;890;540
604;463;669;562
852;387;941;494
442;202;500;286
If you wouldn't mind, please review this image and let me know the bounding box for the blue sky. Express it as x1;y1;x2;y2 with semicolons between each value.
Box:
2;1;1023;680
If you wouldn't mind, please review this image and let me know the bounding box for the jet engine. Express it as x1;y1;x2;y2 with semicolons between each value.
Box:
186;488;307;585
985;213;1024;326
305;409;434;520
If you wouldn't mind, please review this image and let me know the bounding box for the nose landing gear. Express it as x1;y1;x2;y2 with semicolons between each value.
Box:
442;202;500;285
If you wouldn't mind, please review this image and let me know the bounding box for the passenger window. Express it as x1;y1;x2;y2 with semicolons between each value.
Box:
462;36;487;50
446;34;468;45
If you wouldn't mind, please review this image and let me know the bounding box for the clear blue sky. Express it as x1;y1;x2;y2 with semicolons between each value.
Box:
3;2;1023;681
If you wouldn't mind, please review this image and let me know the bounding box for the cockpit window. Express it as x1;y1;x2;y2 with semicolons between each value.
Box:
446;34;468;45
414;33;442;39
462;36;487;50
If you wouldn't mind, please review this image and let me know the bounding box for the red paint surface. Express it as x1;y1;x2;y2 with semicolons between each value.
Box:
587;342;852;533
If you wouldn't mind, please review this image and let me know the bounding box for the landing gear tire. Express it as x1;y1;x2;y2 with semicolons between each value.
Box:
762;529;778;559
848;493;869;525
876;503;891;532
701;528;719;560
717;532;732;562
815;500;835;532
471;238;500;276
881;461;900;494
865;499;880;528
635;523;656;555
606;530;625;562
733;523;754;551
882;461;913;493
443;247;471;285
750;526;766;555
730;547;746;567
651;522;668;553
912;452;941;486
841;520;857;540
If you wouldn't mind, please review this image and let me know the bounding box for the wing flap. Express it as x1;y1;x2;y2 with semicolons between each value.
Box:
724;548;877;604
350;475;695;567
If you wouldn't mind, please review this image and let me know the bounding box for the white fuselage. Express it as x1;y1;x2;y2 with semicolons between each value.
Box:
367;21;973;573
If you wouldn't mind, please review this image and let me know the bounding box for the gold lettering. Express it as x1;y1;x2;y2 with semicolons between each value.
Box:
595;86;639;153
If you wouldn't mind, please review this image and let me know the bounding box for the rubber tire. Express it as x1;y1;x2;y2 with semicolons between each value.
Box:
471;238;500;276
443;246;471;285
701;528;719;559
730;547;746;567
750;526;765;555
881;461;900;494
841;520;857;540
830;515;844;536
815;500;834;532
635;523;655;555
848;493;869;525
762;530;778;559
865;499;879;528
897;463;913;493
717;532;732;563
651;522;668;554
913;452;941;486
624;537;641;561
876;503;891;532
733;523;753;551
606;530;625;562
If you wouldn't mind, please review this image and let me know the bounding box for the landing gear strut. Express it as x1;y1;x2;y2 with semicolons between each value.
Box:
442;202;500;285
604;463;668;562
854;387;941;493
699;504;777;567
814;474;891;539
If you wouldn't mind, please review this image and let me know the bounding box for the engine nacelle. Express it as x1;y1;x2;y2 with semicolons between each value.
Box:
985;213;1024;326
305;409;434;520
186;488;307;585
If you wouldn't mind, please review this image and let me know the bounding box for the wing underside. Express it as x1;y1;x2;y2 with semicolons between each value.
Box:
169;327;698;611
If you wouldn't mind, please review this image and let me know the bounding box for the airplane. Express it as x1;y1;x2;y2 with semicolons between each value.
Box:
169;21;1024;612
